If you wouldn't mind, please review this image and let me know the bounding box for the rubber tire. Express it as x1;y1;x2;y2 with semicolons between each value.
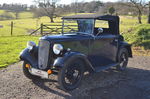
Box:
23;61;39;80
58;58;85;91
116;48;129;71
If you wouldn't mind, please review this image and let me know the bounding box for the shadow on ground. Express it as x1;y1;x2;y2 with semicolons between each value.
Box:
32;67;150;99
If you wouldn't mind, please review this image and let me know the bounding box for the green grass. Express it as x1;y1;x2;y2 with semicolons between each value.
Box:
0;10;34;19
0;16;61;36
0;13;62;68
19;11;34;19
120;16;147;33
0;10;4;14
0;36;39;68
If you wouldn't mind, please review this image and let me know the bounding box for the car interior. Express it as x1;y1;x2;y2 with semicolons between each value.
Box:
93;20;111;36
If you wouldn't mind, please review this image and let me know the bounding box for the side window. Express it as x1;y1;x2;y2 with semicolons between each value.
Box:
94;20;110;35
95;20;109;28
78;19;94;34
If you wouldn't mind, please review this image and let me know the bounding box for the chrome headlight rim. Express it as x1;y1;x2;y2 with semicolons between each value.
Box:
53;44;63;55
27;41;36;50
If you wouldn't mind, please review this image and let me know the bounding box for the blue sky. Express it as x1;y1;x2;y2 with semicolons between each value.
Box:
0;0;119;5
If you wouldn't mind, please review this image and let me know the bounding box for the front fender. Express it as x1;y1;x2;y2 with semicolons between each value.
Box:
53;51;95;70
20;48;38;68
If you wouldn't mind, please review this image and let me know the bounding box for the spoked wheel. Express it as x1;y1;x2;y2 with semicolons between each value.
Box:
116;48;129;71
64;65;82;87
58;59;85;91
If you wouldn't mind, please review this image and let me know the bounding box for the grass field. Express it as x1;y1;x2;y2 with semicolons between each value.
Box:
0;36;39;68
0;17;61;36
0;10;149;68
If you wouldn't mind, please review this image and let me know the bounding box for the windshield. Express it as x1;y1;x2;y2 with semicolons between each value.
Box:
62;19;94;34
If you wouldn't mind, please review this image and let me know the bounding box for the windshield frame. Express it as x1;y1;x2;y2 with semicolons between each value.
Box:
62;19;95;35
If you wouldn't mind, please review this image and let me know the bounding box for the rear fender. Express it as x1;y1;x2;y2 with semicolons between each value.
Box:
119;42;132;57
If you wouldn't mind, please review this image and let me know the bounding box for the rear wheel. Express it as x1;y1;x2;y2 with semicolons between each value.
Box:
58;59;85;91
23;61;39;79
116;48;129;71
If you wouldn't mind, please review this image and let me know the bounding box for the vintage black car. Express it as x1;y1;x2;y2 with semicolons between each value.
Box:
20;14;132;91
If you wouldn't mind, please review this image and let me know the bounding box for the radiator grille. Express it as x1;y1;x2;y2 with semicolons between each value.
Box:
38;40;50;69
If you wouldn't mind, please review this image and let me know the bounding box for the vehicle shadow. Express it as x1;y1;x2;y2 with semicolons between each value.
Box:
32;78;71;98
32;67;150;99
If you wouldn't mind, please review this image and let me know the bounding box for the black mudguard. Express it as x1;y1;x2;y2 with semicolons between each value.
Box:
119;41;132;57
53;51;95;70
20;48;38;68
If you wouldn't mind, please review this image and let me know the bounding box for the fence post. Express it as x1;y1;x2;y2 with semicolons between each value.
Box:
62;20;64;34
11;21;13;36
40;23;43;35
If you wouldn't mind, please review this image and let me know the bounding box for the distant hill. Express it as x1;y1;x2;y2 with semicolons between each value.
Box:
0;10;34;19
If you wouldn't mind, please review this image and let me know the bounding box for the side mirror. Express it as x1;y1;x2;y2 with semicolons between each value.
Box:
96;28;103;36
98;28;103;33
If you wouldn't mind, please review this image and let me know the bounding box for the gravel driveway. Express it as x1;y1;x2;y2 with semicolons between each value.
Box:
0;56;150;99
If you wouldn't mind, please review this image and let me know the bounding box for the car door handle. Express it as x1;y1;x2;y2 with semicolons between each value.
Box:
114;39;118;42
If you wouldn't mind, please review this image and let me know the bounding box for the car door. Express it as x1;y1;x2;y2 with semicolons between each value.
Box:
88;33;118;67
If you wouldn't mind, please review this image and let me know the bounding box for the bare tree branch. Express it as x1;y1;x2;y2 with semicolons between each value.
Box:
124;0;147;24
34;0;60;22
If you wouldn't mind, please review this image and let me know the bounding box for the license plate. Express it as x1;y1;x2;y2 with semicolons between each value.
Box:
31;68;48;78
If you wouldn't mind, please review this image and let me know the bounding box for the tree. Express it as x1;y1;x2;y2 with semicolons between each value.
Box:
34;0;60;23
92;1;103;12
148;1;150;24
126;0;147;24
75;0;78;14
0;4;27;19
108;6;115;15
78;1;103;13
32;8;47;18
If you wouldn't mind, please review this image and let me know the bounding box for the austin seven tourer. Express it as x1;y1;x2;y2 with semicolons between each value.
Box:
20;14;132;91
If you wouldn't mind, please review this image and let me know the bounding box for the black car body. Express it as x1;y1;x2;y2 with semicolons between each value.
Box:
20;14;132;91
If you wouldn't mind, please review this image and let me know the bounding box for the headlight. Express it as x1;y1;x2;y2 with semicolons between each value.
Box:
53;44;63;55
27;41;36;50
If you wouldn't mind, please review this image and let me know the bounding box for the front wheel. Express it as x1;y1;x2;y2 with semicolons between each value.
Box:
23;61;39;79
116;48;129;71
58;59;85;91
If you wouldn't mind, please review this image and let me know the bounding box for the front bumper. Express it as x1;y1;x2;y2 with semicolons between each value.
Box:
29;67;49;78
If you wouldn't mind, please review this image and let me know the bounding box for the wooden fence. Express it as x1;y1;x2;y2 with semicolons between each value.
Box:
0;21;77;36
30;22;78;36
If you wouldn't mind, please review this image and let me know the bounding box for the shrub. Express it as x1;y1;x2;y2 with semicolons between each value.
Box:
123;24;150;49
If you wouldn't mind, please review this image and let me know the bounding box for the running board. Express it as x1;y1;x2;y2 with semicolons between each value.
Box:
94;63;119;72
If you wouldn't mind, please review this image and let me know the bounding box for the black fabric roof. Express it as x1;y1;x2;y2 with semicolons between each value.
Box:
62;14;101;19
62;14;120;34
62;14;119;22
